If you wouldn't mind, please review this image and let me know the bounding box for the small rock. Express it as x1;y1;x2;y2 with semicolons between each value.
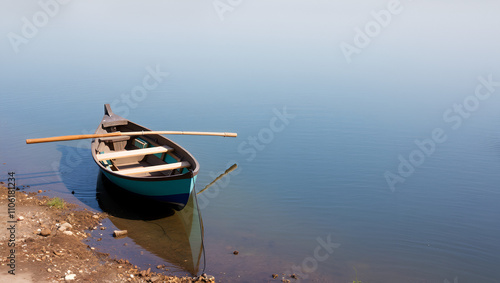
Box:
38;190;42;193
291;274;298;279
100;227;106;230
65;274;76;281
47;268;52;273
233;250;239;255
92;214;99;219
113;230;128;237
272;274;278;279
17;216;24;221
58;222;73;232
40;228;51;237
63;231;74;236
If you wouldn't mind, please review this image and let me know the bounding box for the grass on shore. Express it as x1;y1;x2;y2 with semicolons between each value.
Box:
352;267;362;283
47;197;65;209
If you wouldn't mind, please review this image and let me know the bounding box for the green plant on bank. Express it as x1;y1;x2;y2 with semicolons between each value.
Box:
47;197;65;209
352;266;363;283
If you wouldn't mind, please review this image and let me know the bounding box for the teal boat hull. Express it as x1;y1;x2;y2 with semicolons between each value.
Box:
101;169;197;207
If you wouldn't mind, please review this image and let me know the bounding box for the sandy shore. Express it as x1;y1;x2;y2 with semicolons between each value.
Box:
0;184;215;283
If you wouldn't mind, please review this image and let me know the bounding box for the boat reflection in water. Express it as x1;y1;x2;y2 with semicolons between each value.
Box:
96;172;204;275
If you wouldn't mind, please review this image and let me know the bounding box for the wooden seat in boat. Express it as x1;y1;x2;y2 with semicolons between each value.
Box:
96;145;173;161
117;161;191;175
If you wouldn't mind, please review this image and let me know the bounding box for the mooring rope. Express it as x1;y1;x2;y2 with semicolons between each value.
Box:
192;182;207;275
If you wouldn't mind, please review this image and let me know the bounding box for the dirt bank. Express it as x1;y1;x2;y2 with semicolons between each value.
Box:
0;184;215;283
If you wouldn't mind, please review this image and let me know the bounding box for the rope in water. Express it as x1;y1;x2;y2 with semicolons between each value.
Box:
192;182;207;275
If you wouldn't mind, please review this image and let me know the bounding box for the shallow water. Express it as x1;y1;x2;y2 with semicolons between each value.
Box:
2;1;500;282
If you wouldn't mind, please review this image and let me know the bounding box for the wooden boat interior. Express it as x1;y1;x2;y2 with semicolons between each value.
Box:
95;120;192;177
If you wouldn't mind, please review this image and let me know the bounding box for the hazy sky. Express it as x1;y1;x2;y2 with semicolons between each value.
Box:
2;0;500;102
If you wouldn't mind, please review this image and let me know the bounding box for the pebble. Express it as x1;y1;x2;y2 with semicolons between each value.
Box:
58;222;73;232
64;274;76;281
63;231;74;236
272;274;278;279
92;214;99;219
233;250;239;255
38;190;42;193
17;216;24;221
113;230;128;237
40;228;51;237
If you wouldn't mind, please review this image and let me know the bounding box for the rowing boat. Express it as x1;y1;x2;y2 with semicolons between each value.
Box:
91;104;200;208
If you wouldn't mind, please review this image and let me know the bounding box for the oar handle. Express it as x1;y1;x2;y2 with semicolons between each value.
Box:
26;133;122;144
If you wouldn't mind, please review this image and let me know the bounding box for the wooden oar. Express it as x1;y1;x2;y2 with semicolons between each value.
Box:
197;163;238;195
26;131;237;144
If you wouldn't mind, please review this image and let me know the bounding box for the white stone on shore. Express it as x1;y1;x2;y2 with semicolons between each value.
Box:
58;222;73;231
65;274;76;281
113;230;128;237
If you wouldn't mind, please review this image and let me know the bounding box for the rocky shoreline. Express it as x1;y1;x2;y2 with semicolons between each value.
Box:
0;184;215;283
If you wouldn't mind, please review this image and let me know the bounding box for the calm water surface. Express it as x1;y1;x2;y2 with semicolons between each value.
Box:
2;1;500;282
